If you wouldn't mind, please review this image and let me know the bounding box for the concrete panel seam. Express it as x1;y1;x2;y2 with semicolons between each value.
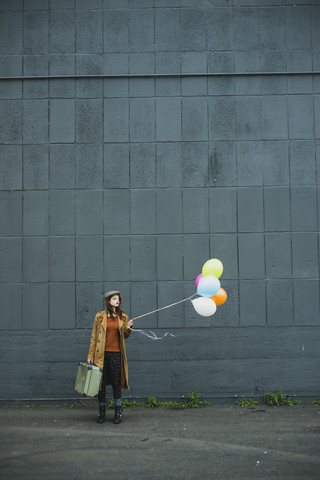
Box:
2;72;320;81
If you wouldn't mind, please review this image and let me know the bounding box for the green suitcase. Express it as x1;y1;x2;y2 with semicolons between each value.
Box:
75;362;103;397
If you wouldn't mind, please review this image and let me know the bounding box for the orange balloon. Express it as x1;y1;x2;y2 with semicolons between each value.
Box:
210;288;227;306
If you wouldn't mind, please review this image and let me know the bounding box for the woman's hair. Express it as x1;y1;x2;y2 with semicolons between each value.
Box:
105;294;123;319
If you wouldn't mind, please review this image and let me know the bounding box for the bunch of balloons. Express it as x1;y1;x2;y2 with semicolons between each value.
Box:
192;258;227;317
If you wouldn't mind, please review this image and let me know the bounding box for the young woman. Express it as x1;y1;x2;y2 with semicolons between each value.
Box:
87;291;133;424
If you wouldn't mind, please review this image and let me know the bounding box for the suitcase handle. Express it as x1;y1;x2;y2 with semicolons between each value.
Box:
79;361;93;370
78;361;102;373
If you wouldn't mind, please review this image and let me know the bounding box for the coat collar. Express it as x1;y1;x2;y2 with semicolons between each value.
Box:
98;310;124;331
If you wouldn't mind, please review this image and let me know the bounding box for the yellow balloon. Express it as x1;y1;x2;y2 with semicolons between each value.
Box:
202;258;223;278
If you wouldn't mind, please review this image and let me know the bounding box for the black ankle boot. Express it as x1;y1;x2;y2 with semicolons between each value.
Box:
113;406;122;424
97;405;105;424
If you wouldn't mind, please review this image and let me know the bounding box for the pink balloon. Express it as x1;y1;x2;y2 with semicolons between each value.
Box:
195;273;203;288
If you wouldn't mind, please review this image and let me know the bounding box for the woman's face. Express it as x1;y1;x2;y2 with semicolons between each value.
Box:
109;295;120;308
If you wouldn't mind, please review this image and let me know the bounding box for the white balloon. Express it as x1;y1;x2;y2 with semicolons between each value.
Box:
192;297;217;317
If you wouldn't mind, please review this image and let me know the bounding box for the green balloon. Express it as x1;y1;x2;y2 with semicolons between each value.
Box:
202;258;223;279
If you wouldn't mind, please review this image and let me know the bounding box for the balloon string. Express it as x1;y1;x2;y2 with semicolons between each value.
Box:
127;293;197;341
130;329;176;341
129;293;197;322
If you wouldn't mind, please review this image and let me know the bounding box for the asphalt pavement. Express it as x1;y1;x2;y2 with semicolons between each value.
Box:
1;404;320;480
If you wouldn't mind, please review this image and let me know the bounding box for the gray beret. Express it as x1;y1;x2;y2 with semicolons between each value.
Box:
104;290;120;299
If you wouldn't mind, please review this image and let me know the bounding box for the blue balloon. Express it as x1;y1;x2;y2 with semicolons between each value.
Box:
197;275;220;297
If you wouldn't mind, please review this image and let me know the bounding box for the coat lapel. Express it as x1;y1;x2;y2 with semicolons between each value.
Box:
100;310;107;332
118;317;124;332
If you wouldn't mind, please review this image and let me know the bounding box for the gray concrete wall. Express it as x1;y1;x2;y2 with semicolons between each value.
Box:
0;0;320;402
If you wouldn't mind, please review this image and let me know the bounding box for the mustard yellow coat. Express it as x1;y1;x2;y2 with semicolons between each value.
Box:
87;310;131;390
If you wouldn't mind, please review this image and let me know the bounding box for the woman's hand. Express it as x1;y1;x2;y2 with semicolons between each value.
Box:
87;359;93;365
127;320;133;328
